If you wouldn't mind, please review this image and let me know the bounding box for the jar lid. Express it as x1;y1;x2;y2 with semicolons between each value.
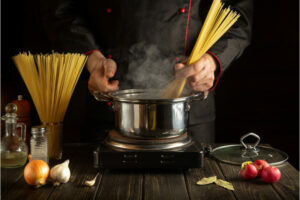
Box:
210;133;289;165
31;126;46;134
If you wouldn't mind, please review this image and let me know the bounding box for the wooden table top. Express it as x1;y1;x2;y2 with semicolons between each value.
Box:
1;143;299;200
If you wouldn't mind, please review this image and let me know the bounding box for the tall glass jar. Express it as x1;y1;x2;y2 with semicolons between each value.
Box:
43;122;63;160
30;126;49;163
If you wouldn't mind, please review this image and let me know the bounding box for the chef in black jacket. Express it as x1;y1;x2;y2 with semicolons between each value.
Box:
41;0;253;143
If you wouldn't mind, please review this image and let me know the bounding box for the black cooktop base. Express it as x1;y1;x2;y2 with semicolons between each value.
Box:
93;141;204;169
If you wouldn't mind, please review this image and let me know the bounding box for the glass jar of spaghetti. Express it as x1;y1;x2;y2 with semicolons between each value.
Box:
43;122;63;160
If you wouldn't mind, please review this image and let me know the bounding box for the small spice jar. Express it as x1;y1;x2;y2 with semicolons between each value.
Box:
30;126;48;163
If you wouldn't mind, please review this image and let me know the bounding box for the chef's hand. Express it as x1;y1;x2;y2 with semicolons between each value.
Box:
175;53;217;97
86;51;119;93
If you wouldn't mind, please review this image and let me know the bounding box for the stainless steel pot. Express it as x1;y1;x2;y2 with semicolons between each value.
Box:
94;89;203;139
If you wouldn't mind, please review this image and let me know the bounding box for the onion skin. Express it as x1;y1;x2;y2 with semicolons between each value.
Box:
24;155;50;187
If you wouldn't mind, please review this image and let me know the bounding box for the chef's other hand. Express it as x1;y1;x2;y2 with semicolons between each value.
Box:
175;53;217;97
86;51;119;93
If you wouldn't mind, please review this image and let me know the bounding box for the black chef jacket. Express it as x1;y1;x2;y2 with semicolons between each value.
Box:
40;0;253;142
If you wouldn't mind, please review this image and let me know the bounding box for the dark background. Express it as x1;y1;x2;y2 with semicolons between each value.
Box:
1;1;299;168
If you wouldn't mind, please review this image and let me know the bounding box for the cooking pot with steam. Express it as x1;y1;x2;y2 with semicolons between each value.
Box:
94;89;204;139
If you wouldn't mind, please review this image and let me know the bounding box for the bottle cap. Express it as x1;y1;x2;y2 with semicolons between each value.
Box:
1;103;18;121
17;95;23;101
31;126;46;134
5;103;17;113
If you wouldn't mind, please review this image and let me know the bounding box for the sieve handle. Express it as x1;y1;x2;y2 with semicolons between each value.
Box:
93;91;112;102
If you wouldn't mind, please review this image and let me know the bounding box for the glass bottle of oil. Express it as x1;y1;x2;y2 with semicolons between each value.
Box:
1;103;28;168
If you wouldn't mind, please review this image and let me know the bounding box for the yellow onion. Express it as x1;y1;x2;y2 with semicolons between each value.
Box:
24;155;50;187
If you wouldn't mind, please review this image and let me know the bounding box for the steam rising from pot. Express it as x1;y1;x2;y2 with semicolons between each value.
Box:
124;43;176;90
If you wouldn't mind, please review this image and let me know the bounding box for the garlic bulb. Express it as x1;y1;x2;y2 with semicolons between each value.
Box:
50;160;71;186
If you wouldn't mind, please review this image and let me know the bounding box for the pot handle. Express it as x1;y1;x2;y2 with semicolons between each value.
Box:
190;92;205;101
93;91;112;102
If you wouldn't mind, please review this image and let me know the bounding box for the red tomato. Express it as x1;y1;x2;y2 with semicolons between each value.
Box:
254;160;270;175
240;163;258;180
261;166;281;183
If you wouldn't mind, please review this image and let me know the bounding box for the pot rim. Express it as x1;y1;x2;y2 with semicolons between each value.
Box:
94;89;203;103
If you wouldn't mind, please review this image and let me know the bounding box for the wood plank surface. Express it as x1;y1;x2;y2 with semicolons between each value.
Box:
1;143;299;200
1;176;55;200
1;167;25;198
271;162;299;200
143;170;189;200
185;158;236;200
95;169;143;200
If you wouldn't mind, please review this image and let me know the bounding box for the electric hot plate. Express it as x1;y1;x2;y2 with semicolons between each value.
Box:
93;130;204;169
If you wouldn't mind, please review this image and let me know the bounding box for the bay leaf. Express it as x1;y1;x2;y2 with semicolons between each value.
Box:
215;179;234;191
196;176;217;185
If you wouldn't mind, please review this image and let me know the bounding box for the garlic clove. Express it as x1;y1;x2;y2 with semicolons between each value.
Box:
84;173;99;187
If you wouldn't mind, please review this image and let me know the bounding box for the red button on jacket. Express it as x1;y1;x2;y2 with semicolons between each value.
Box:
179;8;185;13
107;54;112;59
106;8;111;13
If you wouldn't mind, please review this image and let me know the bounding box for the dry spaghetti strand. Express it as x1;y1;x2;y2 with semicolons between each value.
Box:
160;0;240;98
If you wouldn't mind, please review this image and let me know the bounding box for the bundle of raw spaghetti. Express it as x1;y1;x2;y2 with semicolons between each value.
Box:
160;0;240;98
13;52;87;159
